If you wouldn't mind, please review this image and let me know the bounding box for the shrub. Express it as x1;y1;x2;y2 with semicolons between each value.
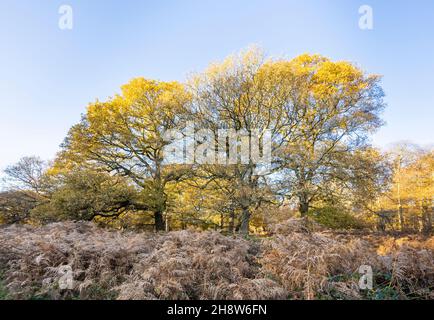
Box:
261;219;434;299
310;207;368;230
0;191;40;224
0;220;432;300
30;170;138;223
0;222;156;299
115;230;286;300
0;222;286;300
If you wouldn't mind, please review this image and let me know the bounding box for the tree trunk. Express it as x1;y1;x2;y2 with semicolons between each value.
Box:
165;212;170;232
154;210;165;232
153;157;166;232
299;195;309;217
396;158;405;231
378;218;386;232
398;206;405;231
239;207;251;235
229;211;235;235
422;202;432;234
426;211;433;234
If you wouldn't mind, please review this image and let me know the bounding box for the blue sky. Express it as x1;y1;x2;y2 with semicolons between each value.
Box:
0;0;433;171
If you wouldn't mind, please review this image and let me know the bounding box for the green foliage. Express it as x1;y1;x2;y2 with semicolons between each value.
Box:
0;284;8;300
0;191;41;225
310;206;367;230
31;169;138;223
366;286;400;300
0;272;8;300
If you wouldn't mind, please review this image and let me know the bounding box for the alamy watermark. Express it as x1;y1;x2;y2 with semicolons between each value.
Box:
359;5;374;30
358;265;373;290
58;265;74;290
163;122;271;173
58;5;73;30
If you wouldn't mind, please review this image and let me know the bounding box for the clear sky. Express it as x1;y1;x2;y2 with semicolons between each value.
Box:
0;0;433;172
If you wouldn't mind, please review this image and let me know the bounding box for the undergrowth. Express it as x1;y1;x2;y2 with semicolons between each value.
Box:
0;220;432;300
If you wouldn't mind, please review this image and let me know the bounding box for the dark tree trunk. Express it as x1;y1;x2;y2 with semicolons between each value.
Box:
299;199;309;217
428;212;433;234
378;219;386;232
229;211;235;235
239;207;251;235
298;190;310;217
154;210;165;232
153;158;167;232
422;203;432;234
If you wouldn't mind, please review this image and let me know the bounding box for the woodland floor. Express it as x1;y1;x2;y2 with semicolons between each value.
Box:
0;219;433;300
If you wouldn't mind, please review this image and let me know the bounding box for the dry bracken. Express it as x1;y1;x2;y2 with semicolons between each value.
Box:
0;219;432;300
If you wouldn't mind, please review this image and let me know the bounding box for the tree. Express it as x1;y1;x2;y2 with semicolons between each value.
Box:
275;54;385;216
3;156;48;194
10;48;388;234
0;156;49;224
170;180;231;231
386;142;424;230
189;48;385;232
377;145;433;233
315;147;390;211
189;47;299;234
0;191;39;224
58;78;191;231
31;169;140;223
400;151;434;233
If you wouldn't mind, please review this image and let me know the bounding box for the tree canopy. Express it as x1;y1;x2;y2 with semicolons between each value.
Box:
1;48;432;235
